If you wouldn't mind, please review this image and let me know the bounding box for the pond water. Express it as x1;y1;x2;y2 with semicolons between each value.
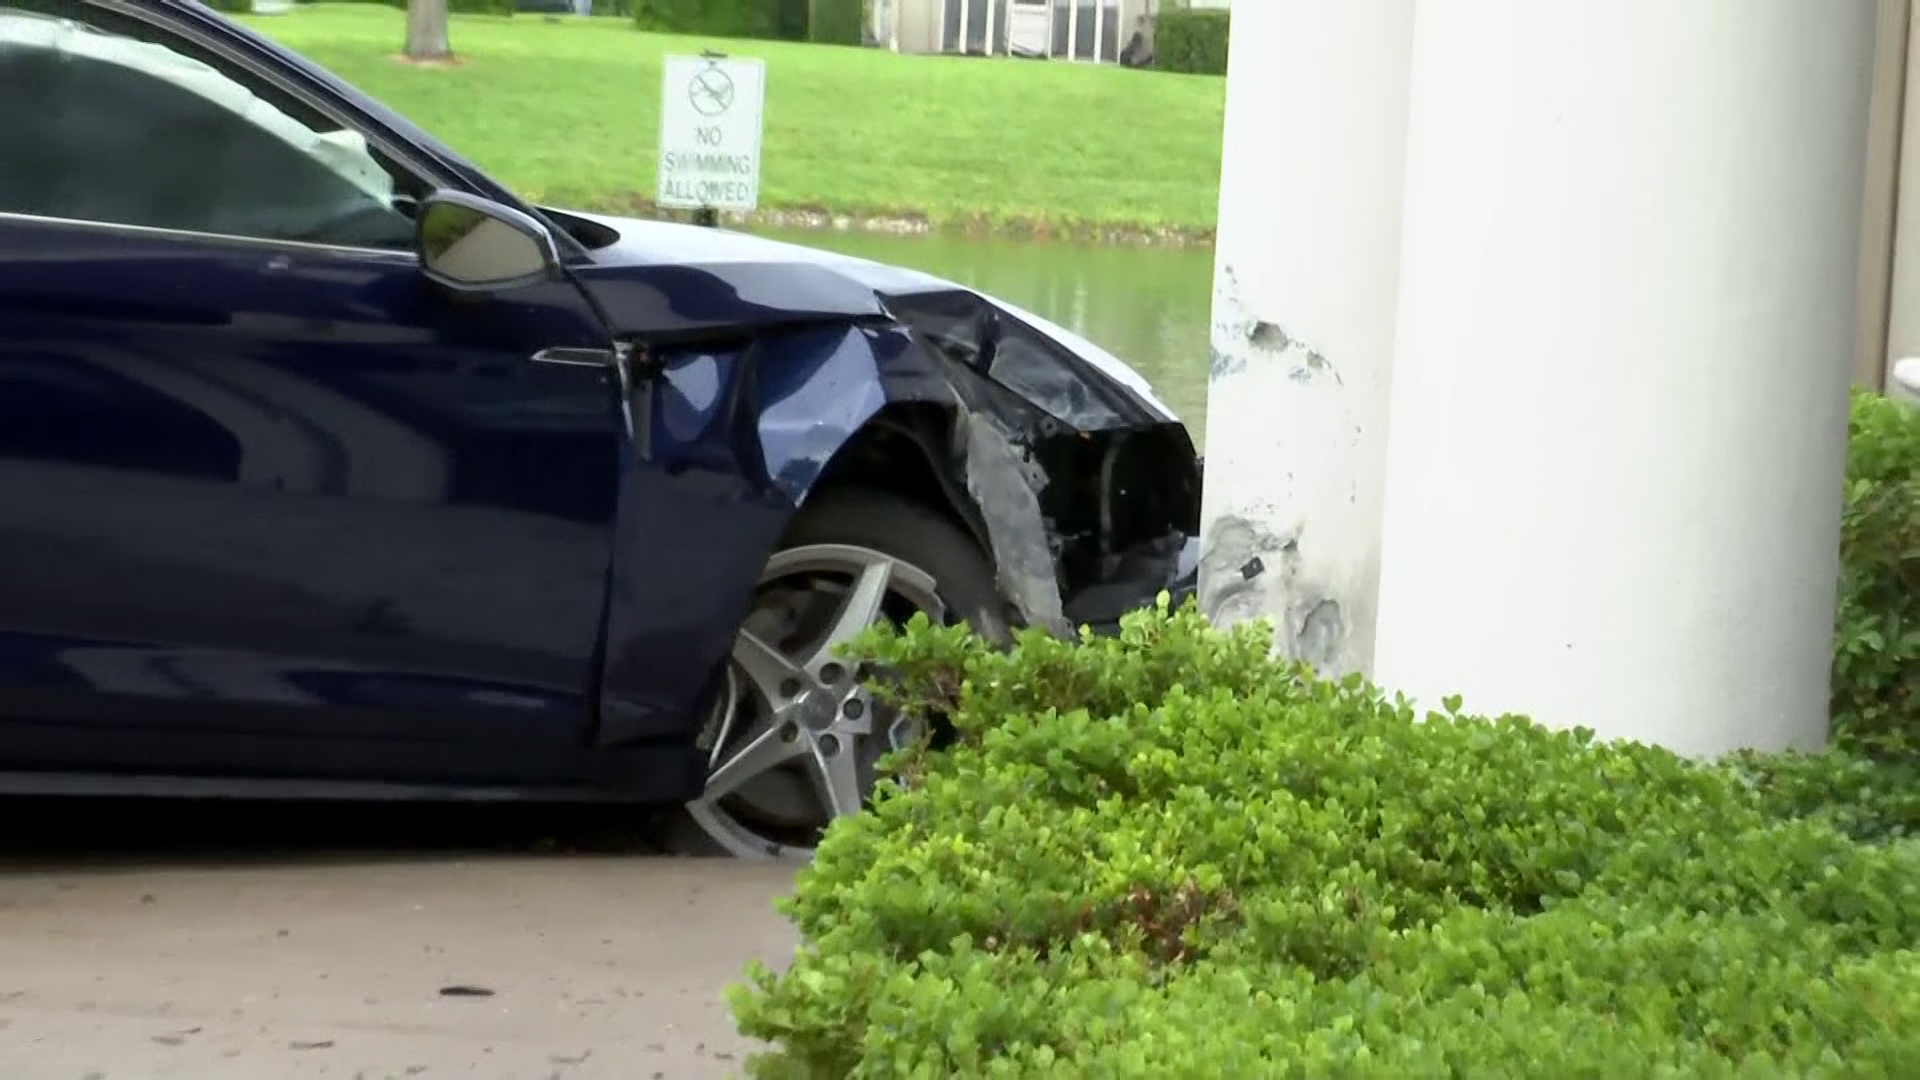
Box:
751;228;1216;442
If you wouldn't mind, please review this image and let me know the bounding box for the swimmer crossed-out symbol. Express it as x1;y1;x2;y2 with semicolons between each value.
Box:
689;66;735;117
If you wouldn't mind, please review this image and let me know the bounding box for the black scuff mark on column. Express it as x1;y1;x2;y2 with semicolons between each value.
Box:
1246;318;1339;384
1200;514;1347;671
1247;321;1290;350
1198;513;1294;634
1208;265;1343;387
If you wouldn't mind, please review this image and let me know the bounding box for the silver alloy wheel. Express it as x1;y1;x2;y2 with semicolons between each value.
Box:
683;543;946;860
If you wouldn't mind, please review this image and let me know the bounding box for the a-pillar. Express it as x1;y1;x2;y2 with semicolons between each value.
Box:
1197;0;1414;677
1371;0;1877;756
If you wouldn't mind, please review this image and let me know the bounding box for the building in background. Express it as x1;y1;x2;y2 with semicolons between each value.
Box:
881;0;1158;64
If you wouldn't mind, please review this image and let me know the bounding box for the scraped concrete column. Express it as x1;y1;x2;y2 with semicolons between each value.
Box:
1197;0;1414;677
1372;0;1876;756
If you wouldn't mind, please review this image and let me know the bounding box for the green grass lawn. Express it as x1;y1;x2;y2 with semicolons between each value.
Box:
238;6;1226;237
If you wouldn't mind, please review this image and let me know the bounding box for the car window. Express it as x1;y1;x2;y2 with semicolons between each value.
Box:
0;3;416;249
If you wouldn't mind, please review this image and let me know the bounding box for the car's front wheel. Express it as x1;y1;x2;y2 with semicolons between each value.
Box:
661;491;1007;859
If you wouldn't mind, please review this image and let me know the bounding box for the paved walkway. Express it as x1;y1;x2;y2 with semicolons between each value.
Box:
0;855;798;1079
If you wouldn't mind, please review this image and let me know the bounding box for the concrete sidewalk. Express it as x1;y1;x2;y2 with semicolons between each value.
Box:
0;856;798;1079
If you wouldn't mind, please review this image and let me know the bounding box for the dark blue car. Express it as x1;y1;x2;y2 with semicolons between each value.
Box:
0;0;1201;857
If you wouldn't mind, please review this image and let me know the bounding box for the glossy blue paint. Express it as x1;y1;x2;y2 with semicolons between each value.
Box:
755;324;894;503
593;342;784;747
590;322;956;746
570;258;887;340
0;0;925;791
0;215;624;780
0;0;1203;801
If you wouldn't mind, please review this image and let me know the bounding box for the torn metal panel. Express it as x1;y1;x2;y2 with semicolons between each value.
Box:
958;410;1072;638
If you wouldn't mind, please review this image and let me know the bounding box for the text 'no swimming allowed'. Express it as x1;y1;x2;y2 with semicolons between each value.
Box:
657;54;767;214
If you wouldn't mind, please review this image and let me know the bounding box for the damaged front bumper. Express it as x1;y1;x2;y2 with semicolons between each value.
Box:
1070;532;1202;637
1071;454;1204;636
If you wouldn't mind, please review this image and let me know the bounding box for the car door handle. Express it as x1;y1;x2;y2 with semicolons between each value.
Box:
532;345;639;440
530;347;618;368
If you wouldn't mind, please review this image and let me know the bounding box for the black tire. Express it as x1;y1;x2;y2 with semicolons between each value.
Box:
656;490;1007;857
781;491;1008;635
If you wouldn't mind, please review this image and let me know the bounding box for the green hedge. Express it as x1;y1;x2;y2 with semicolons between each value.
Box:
1155;8;1229;76
1833;389;1919;766
732;601;1916;1076
729;393;1919;1076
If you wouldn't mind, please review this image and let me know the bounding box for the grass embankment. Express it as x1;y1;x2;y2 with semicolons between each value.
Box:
241;6;1226;239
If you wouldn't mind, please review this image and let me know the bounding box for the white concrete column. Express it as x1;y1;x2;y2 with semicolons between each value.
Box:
1196;0;1414;677
1851;0;1908;390
1885;0;1920;383
1372;0;1877;757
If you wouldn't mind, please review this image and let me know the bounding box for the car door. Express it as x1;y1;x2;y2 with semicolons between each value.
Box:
0;0;627;784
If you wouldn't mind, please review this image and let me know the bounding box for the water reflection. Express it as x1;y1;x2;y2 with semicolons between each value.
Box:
750;228;1215;442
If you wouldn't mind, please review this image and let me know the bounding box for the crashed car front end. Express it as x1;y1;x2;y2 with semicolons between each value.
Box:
873;286;1203;636
555;212;1203;713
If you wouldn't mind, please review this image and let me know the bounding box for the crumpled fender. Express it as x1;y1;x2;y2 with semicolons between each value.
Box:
952;409;1072;637
751;322;1071;635
591;320;1069;748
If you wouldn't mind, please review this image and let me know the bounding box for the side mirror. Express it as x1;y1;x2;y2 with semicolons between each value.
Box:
416;191;560;291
